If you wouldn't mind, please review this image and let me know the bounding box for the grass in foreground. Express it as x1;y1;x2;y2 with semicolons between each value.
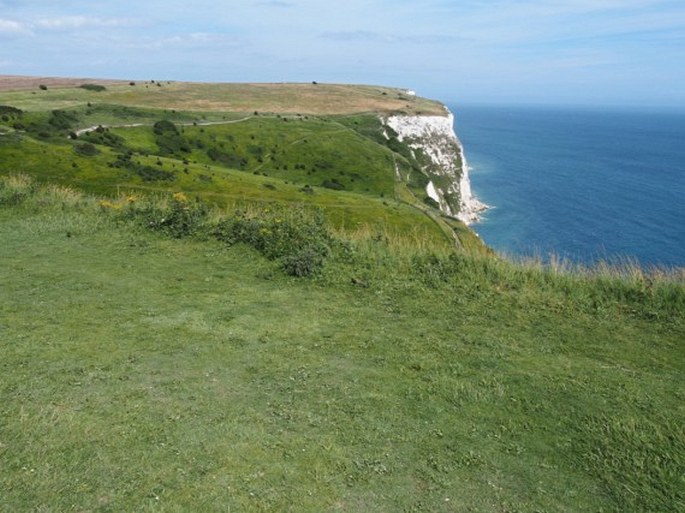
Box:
0;177;683;512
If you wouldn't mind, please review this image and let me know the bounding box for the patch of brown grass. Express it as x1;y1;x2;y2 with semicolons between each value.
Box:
0;75;126;92
0;76;446;116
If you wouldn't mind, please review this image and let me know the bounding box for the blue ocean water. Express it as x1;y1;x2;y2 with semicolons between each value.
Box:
450;105;685;268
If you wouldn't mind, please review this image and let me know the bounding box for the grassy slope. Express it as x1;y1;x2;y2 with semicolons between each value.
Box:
0;79;458;245
0;185;683;512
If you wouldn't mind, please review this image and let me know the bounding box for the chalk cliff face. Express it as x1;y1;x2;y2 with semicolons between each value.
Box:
385;108;486;224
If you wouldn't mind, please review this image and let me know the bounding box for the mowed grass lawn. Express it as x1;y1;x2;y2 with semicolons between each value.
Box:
1;198;684;512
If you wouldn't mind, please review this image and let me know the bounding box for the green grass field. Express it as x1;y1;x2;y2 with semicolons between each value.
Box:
0;176;683;512
1;79;684;512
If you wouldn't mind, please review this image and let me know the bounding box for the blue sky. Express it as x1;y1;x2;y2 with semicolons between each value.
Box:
1;0;684;107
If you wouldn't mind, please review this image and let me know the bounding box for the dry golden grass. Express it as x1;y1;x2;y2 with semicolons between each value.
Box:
0;75;125;91
0;75;445;115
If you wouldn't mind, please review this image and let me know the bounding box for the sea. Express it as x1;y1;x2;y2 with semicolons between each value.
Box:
450;104;685;269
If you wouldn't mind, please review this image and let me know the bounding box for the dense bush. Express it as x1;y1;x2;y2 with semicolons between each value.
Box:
81;127;126;150
153;120;191;155
134;165;176;182
153;120;179;135
23;110;79;139
109;152;175;182
0;105;23;118
213;207;333;276
120;192;208;238
79;84;107;92
207;147;248;169
322;178;345;190
119;194;332;276
73;142;99;156
48;110;78;131
423;196;440;209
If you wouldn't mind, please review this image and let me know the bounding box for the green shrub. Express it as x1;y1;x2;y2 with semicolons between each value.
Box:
213;207;332;276
74;142;99;156
411;253;465;285
48;110;78;131
120;196;331;276
207;147;248;169
153;120;190;155
153;120;178;135
322;179;345;190
0;105;23;118
281;247;328;277
81;128;126;150
120;192;207;238
79;84;107;92
423;196;439;209
134;165;175;182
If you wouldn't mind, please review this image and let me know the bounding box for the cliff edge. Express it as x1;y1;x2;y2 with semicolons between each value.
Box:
385;108;487;224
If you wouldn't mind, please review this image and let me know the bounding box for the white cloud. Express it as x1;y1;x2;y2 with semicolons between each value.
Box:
0;18;31;35
115;32;246;51
321;30;465;45
36;16;138;30
0;15;139;37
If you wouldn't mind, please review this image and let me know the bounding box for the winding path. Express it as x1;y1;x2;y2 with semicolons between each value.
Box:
74;116;255;137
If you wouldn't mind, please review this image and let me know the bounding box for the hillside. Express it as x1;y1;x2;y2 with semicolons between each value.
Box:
0;76;475;248
1;77;684;512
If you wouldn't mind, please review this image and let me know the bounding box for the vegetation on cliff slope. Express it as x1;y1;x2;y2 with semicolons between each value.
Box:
0;81;468;247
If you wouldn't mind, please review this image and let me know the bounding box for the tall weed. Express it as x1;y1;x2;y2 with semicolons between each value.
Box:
118;192;208;238
0;173;35;206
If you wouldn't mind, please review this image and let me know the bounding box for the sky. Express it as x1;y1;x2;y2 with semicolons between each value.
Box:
1;0;684;108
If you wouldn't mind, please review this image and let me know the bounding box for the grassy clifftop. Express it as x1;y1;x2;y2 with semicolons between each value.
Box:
0;76;445;115
1;78;683;512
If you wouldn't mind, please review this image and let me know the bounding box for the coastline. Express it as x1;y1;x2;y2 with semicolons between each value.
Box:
452;118;489;225
385;108;489;226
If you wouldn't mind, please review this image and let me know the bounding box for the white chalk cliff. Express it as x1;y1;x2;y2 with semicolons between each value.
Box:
385;108;487;224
